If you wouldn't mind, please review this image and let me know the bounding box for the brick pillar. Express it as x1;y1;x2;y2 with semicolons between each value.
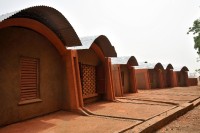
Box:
158;69;164;88
130;67;138;93
105;57;115;101
62;50;83;111
170;70;174;87
185;71;189;86
146;70;151;89
172;72;178;87
111;64;123;97
163;70;166;87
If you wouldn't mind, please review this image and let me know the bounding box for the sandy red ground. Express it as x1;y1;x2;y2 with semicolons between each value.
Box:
157;104;200;133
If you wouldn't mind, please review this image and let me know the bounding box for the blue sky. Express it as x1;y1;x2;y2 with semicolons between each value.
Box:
0;0;200;75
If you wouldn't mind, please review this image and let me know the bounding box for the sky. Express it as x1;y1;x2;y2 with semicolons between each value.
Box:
0;0;200;75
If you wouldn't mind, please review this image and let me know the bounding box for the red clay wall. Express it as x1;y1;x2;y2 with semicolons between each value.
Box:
135;69;150;89
188;78;198;86
163;70;167;87
0;27;65;126
163;70;174;88
111;65;137;95
120;65;130;93
172;72;178;87
111;65;123;97
149;69;165;89
78;49;100;66
176;71;189;87
149;69;158;89
77;49;101;102
76;47;115;103
62;50;83;111
130;67;137;93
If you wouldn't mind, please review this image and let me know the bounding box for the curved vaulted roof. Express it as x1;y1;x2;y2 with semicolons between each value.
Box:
174;66;189;72
163;64;174;70
154;63;164;70
134;62;164;70
0;6;81;47
67;35;117;57
111;56;138;66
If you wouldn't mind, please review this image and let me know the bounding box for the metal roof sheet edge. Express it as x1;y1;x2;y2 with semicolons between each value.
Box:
0;5;82;47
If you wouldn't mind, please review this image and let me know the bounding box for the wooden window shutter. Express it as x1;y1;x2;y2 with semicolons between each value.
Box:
20;57;39;101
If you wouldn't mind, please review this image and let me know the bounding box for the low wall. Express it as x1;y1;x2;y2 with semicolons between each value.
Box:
188;78;198;86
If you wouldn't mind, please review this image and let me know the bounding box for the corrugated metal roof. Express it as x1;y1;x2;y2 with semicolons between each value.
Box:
67;35;117;57
0;5;82;47
173;67;182;71
174;66;189;72
111;56;138;66
111;56;131;64
0;11;19;22
67;36;98;50
163;64;173;70
133;62;152;69
133;62;164;70
133;65;148;69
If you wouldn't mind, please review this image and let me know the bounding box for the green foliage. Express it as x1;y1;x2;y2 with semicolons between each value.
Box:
197;57;200;62
195;69;200;74
188;19;200;75
187;19;200;55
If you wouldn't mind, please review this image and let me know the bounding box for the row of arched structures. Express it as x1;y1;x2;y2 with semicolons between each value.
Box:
0;6;198;126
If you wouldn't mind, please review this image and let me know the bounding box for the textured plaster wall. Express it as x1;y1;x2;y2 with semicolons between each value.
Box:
135;72;146;89
0;27;65;126
135;69;150;90
77;49;102;101
78;49;100;66
165;70;173;88
149;69;160;89
120;65;130;93
188;78;198;86
111;65;122;97
176;72;187;86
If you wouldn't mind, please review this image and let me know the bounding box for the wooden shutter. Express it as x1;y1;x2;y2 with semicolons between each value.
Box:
20;57;39;101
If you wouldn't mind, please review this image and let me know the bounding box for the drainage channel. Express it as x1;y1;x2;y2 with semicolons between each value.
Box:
92;114;145;122
118;97;179;106
189;96;200;103
121;98;200;132
82;107;145;122
115;99;175;107
145;92;200;97
119;105;180;132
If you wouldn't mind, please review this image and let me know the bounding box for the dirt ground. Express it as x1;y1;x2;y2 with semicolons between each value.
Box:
157;104;200;133
0;86;199;133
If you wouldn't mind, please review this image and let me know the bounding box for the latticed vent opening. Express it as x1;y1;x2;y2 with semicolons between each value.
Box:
20;57;39;101
80;64;97;98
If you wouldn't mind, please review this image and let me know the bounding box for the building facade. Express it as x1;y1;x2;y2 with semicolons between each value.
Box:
111;56;138;97
67;35;117;104
0;6;83;126
134;62;165;89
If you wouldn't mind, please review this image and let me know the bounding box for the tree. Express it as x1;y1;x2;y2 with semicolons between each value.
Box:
196;69;200;74
195;57;200;75
188;19;200;74
187;19;200;55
